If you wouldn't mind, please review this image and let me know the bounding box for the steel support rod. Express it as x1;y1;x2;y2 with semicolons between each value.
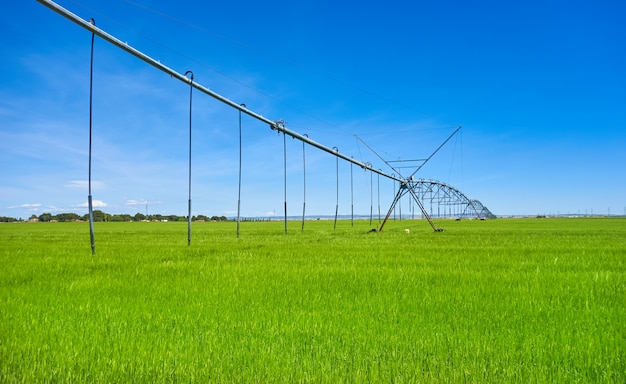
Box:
37;0;401;184
378;181;441;232
379;185;406;232
405;184;441;231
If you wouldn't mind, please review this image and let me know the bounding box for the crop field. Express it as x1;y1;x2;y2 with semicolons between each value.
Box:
1;217;624;382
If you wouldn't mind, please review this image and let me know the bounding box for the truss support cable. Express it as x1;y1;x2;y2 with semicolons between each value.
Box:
88;18;96;255
408;126;461;179
36;0;400;185
185;71;194;246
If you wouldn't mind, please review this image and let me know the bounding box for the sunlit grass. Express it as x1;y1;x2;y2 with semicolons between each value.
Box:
1;218;624;381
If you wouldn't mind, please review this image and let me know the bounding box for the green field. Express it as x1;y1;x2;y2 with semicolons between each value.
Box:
1;218;624;382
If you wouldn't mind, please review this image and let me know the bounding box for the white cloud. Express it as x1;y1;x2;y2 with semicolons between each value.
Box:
8;203;41;209
65;180;87;189
79;200;107;208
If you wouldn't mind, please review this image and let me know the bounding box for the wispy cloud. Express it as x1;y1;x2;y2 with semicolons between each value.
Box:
125;199;148;206
7;204;80;214
65;180;105;189
78;200;107;208
8;203;41;209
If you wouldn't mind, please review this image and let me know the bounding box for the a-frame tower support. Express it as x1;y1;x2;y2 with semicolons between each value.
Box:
379;180;445;233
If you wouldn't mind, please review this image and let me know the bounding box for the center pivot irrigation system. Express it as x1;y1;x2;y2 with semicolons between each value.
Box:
38;0;494;253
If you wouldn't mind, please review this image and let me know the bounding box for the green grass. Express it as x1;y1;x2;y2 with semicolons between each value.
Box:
1;218;624;382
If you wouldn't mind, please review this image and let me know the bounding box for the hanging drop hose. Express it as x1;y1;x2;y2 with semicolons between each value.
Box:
350;159;354;227
237;104;246;238
301;134;307;232
333;146;339;230
378;171;381;223
368;163;373;226
88;18;96;255
185;71;193;246
283;130;288;234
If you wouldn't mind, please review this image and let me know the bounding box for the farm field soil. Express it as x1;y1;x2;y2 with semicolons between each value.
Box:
1;218;624;382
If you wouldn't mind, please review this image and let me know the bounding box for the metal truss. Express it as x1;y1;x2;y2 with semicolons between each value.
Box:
379;178;496;232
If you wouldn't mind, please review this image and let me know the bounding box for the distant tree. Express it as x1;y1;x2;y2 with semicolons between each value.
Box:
38;213;53;222
134;212;146;222
0;216;19;222
56;213;80;222
91;210;105;222
110;214;132;222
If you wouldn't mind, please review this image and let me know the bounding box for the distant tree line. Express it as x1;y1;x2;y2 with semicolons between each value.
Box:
0;216;21;223
1;211;229;223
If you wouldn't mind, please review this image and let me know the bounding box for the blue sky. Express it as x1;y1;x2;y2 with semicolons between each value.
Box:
1;0;624;219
